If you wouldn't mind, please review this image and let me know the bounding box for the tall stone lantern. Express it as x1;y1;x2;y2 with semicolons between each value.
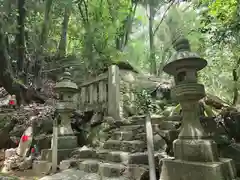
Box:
160;38;237;180
54;69;78;149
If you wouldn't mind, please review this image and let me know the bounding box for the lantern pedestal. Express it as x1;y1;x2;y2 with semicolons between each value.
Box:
160;158;236;180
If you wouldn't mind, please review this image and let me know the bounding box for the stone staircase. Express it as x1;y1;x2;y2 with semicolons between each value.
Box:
50;115;182;180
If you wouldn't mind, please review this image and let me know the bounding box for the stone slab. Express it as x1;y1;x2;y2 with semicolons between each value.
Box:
32;160;52;175
71;148;96;159
97;150;159;165
160;158;237;180
78;160;99;173
41;148;74;163
98;162;126;177
173;139;219;162
59;159;78;171
55;136;78;149
103;140;146;153
39;169;94;180
112;131;145;141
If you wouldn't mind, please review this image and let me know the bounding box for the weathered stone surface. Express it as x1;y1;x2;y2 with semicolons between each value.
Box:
78;160;99;173
103;140;146;153
18;157;32;170
57;136;78;149
39;169;91;180
32;160;52;175
112;131;145;141
70;146;96;159
5;148;16;159
0;175;19;180
173;139;219;162
98;162;126;177
160;158;237;180
59;159;78;171
16;126;33;157
41;149;73;163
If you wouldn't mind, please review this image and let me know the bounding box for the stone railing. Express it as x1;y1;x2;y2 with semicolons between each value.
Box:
77;65;165;120
78;65;121;120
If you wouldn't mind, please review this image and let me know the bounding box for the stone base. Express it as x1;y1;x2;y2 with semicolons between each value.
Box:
174;139;219;162
160;158;237;180
32;160;52;175
55;135;78;149
41;148;75;163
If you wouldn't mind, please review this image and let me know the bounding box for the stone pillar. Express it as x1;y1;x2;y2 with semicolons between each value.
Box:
160;38;237;180
107;65;121;120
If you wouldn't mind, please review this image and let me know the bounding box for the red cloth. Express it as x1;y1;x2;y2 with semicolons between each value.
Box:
9;100;15;105
31;148;35;153
21;135;29;142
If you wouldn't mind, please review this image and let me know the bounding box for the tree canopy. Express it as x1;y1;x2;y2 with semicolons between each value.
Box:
0;0;239;105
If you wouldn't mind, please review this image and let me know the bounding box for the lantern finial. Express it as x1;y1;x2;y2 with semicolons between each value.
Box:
173;38;191;52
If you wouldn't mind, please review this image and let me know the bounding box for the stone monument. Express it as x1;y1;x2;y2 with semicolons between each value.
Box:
160;38;237;180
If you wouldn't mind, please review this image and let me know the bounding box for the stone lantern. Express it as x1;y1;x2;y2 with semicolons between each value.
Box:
54;69;78;149
160;38;237;180
55;69;78;135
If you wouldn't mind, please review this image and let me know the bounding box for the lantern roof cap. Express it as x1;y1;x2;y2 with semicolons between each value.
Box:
55;68;78;92
163;38;207;75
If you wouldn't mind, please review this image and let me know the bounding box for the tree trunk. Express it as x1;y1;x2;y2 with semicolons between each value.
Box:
34;0;53;87
16;0;26;83
57;6;71;58
0;24;45;105
149;1;157;75
232;58;240;105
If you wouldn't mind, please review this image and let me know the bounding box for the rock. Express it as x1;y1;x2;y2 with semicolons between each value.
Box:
39;169;89;180
18;158;32;170
59;159;78;170
90;112;104;126
9;125;25;137
4;148;16;159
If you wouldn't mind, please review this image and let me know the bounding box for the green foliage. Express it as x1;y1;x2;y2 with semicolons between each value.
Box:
1;0;240;106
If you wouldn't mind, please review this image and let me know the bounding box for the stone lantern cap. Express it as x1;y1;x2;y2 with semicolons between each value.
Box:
55;69;78;93
163;38;207;75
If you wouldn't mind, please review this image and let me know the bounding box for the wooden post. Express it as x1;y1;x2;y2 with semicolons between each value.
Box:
108;65;121;120
52;112;58;173
145;113;156;180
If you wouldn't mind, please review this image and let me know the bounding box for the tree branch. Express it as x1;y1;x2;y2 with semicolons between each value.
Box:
153;0;175;35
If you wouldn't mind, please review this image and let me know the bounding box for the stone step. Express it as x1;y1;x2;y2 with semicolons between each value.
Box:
99;162;126;177
41;148;74;163
112;131;146;141
128;115;181;125
32;160;52;175
78;159;100;173
103;140;146;153
120;121;179;132
70;147;97;159
97;150;159;165
112;129;178;144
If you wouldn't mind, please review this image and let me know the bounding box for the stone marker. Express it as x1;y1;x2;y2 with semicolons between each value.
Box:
16;126;33;157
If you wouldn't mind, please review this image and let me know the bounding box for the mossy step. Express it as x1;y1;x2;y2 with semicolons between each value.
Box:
97;150;159;165
78;159;100;173
112;131;146;141
71;148;97;159
128;115;181;124
99;162;126;177
120;121;180;131
103;140;146;153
